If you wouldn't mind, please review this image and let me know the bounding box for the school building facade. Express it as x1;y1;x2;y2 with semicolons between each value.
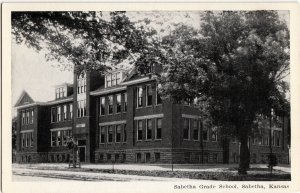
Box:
14;65;290;164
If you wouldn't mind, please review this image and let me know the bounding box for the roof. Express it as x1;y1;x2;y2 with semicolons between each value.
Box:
14;90;35;107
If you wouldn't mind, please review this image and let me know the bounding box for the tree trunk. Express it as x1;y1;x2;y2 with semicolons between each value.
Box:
238;135;250;174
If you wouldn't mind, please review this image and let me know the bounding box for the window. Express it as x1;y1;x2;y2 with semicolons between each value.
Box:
69;104;73;119
51;107;57;122
56;87;66;99
146;85;153;106
116;72;121;85
62;130;72;146
112;73;116;86
116;125;122;143
30;132;33;147
193;120;199;141
123;124;127;142
21;133;25;147
137;120;143;141
106;72;122;88
100;97;105;115
100;126;105;144
22;111;25;124
183;119;190;140
108;126;113;143
263;135;269;146
31;110;34;124
77;100;86;117
116;94;121;113
108;96;113;114
156;85;162;105
146;119;152;140
156;118;162;140
211;128;218;141
123;93;127;112
51;131;57;146
77;71;86;94
63;105;67;120
137;86;143;108
274;131;281;147
57;106;61;122
26;111;30;124
57;131;61;146
202;127;208;141
21;132;34;147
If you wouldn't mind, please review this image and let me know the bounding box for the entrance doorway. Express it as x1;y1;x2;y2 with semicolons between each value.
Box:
77;139;86;163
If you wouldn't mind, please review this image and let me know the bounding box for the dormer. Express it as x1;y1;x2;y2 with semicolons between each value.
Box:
55;83;73;100
105;69;127;88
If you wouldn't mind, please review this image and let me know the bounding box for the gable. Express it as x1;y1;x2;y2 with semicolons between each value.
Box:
14;91;34;107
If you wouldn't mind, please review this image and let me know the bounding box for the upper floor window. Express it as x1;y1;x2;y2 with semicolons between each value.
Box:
146;85;153;106
108;96;113;114
105;72;122;88
156;118;162;140
211;128;218;141
137;120;143;141
183;119;190;140
77;100;86;118
107;126;113;143
193;120;199;141
21;109;34;125
100;126;105;144
57;106;61;122
136;86;143;108
115;125;122;143
202;126;208;141
123;124;127;142
123;93;127;112
100;97;105;116
156;85;162;105
56;87;66;99
77;71;86;94
63;105;67;120
69;104;73;119
146;119;152;140
116;94;121;113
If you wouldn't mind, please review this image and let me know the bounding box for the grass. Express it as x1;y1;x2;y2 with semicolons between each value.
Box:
16;164;291;181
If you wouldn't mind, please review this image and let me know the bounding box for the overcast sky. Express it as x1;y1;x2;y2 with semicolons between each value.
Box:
11;11;289;112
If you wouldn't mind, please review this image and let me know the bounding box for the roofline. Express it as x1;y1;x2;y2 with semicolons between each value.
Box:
14;90;35;107
121;76;156;86
90;86;127;96
15;102;44;110
53;83;73;88
45;97;73;105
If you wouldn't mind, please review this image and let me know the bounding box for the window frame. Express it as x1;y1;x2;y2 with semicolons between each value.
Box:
136;86;143;108
116;94;122;113
137;120;143;141
146;84;153;106
155;118;162;140
146;119;152;140
183;118;190;140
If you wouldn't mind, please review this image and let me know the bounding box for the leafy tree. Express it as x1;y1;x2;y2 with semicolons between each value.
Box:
12;11;150;71
157;11;289;174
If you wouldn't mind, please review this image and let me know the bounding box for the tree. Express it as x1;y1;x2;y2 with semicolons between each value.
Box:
12;11;150;71
157;11;289;174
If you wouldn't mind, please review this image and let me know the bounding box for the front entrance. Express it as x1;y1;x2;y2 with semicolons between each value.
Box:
77;139;87;163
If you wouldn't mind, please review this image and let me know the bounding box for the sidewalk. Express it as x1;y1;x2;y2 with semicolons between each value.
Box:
13;163;290;173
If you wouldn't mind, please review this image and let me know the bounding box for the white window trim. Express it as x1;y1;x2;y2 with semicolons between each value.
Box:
116;94;122;114
136;86;143;108
146;84;153;107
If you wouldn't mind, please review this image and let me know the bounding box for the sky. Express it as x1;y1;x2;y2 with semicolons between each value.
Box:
11;11;289;113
